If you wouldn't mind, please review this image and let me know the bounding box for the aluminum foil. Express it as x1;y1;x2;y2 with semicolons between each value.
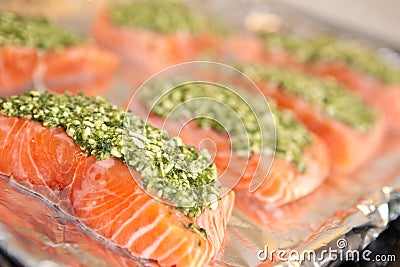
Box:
1;1;400;267
218;138;400;266
0;176;164;267
1;139;399;267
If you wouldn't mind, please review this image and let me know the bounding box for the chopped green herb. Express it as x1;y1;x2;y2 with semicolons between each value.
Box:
240;65;378;133
188;222;207;239
109;0;226;34
0;11;85;50
0;91;218;218
273;106;313;173
142;82;312;172
262;33;400;85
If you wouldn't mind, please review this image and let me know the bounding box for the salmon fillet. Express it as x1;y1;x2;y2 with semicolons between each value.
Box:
0;115;234;266
233;34;400;135
216;33;399;135
130;78;331;207
0;46;38;96
138;103;329;208
0;45;116;97
308;62;400;134
173;119;330;207
91;7;220;86
0;10;117;97
41;45;117;96
256;81;385;174
220;35;301;70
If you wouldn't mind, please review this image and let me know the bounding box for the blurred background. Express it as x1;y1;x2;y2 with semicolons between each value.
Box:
1;0;399;49
279;0;400;49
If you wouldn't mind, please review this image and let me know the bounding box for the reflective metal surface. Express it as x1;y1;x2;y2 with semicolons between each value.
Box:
0;1;399;266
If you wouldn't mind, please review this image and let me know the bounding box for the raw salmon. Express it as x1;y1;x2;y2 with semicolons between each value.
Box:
217;35;265;64
177;121;330;207
92;9;213;69
132;84;330;207
256;34;400;134
240;65;385;173
0;44;116;97
0;46;38;96
42;45;117;96
0;11;117;96
221;35;300;70
0;114;234;266
309;62;400;134
91;4;221;86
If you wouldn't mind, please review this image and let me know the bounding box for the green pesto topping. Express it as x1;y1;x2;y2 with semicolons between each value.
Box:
0;91;218;218
142;82;312;172
262;34;400;84
241;65;378;133
109;0;225;34
0;11;85;50
274;104;312;173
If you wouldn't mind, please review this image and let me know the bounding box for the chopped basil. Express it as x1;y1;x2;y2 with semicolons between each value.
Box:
262;33;400;85
0;11;84;50
109;0;226;34
240;65;378;133
0;91;218;218
142;82;312;173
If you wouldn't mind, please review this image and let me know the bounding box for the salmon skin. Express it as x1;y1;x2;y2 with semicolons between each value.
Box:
239;65;385;174
134;82;330;208
0;92;234;266
0;11;117;96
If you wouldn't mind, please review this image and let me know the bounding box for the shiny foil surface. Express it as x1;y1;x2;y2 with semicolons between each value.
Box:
219;138;400;266
1;138;399;267
1;1;400;267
